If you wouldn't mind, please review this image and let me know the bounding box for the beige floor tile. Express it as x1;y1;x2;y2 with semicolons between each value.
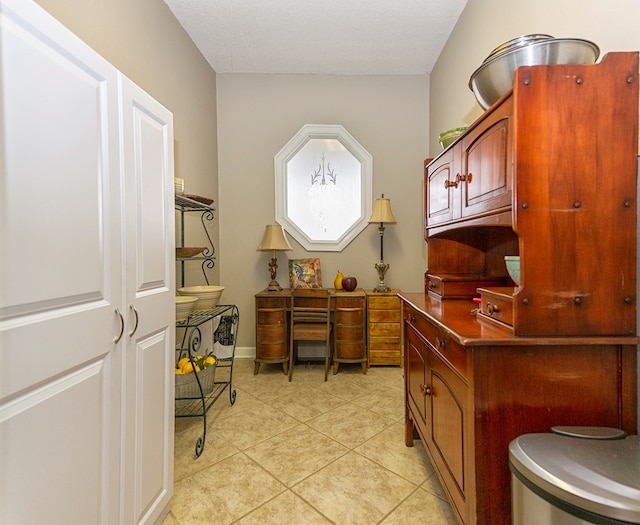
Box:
354;421;434;485
379;485;459;525
244;424;349;486
421;471;450;501
237;490;332;524
351;386;405;421
269;387;347;422
168;359;455;525
173;427;239;482
293;451;417;524
212;401;300;450
307;402;396;449
170;453;285;524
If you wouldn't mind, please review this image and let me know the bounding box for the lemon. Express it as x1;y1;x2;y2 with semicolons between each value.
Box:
174;368;185;375
204;356;216;366
177;356;190;369
181;361;200;374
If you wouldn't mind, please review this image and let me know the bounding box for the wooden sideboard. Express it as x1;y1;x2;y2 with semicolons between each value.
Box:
408;52;639;525
401;293;638;525
254;288;367;374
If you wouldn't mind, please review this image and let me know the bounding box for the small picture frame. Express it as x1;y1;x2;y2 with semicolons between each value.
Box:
289;258;322;289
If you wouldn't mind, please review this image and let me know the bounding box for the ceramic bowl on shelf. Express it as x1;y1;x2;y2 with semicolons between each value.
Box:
438;127;468;149
175;295;198;321
176;247;206;258
177;285;224;310
504;256;520;286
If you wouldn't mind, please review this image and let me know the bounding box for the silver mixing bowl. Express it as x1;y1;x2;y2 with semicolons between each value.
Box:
469;37;600;110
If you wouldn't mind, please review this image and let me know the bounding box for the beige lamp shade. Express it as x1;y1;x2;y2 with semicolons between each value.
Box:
368;195;396;224
257;224;292;251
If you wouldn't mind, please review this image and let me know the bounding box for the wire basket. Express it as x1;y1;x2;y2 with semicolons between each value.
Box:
175;361;217;406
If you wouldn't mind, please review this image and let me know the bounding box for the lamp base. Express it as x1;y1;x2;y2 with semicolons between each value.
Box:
267;279;282;292
373;261;390;293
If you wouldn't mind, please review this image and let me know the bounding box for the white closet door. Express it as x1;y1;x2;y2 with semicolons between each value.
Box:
119;76;175;525
0;1;122;524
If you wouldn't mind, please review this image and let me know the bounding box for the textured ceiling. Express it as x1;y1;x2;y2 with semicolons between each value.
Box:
163;0;468;75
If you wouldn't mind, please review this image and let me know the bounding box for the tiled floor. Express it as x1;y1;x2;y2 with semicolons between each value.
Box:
163;358;458;525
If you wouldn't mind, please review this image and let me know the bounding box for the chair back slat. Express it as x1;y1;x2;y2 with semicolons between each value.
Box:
289;288;333;381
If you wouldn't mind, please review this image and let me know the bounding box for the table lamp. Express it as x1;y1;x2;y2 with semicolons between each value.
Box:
368;194;396;292
257;224;292;291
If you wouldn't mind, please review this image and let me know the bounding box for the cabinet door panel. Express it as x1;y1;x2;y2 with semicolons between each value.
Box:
460;99;512;220
428;348;468;524
425;149;456;227
120;77;175;525
405;326;427;428
0;360;111;524
0;2;122;523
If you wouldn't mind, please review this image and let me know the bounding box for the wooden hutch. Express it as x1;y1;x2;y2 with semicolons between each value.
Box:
400;52;639;525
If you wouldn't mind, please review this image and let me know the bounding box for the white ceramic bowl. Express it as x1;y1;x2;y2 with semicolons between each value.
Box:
177;285;224;310
175;295;198;321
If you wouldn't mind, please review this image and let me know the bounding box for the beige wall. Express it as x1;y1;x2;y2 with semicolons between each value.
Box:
35;0;220;287
430;0;640;155
217;74;429;350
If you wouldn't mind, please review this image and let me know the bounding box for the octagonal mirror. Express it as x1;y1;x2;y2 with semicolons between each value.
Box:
275;124;373;251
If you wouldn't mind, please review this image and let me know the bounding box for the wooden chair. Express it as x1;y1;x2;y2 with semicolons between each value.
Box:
288;288;333;381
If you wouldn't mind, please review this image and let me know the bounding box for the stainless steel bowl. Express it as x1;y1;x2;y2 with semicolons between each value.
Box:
469;37;600;110
483;34;554;64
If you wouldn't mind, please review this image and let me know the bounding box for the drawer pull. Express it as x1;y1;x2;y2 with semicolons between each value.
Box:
435;337;446;350
487;302;499;315
114;308;124;344
420;384;433;396
408;314;416;323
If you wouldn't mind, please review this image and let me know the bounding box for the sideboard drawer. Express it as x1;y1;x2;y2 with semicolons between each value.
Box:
404;304;467;380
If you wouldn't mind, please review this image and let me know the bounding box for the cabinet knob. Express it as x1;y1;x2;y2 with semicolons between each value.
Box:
435;337;446;350
420;384;433;396
456;173;473;184
487;303;499;315
444;178;459;189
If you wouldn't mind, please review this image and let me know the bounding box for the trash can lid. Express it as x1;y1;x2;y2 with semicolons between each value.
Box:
550;426;627;440
509;433;640;523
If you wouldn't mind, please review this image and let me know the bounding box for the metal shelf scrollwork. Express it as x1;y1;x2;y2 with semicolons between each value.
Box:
175;304;239;457
175;194;216;287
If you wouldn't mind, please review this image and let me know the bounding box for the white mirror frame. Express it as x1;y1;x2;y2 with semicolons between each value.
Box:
274;124;373;252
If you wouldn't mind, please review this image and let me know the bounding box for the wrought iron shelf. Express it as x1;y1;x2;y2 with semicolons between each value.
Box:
175;194;216;287
175;304;239;457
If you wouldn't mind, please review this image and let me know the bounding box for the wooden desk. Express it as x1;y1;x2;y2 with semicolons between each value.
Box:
254;288;366;375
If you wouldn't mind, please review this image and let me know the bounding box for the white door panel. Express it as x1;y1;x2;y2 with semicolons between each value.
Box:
126;330;173;524
0;1;122;523
0;357;112;524
0;0;119;313
120;76;174;525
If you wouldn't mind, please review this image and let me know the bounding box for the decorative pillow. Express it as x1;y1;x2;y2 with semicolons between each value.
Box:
289;258;322;289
